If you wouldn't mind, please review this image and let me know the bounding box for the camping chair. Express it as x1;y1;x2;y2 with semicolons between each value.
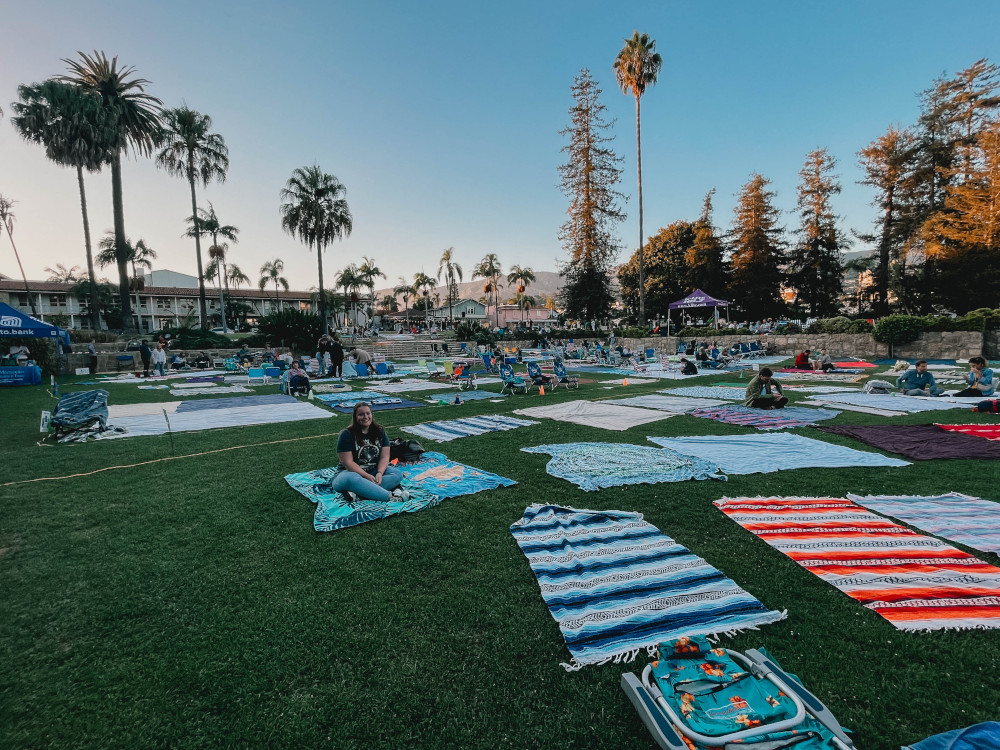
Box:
373;362;391;379
264;366;281;381
748;341;763;357
116;354;134;372
499;363;528;395
526;361;554;391
425;360;444;378
481;353;499;374
354;362;370;378
552;359;579;390
451;362;477;390
624;357;650;374
644;347;656;362
247;367;267;386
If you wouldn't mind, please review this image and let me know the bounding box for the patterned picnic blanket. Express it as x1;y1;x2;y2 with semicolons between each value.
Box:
286;451;516;532
847;493;1000;555
521;442;725;490
771;372;864;382
647;433;909;474
658;386;747;400
714;496;1000;631
688;404;838;430
510;504;786;670
313;390;387;403
936;424;1000;441
403;415;538;443
808;392;976;413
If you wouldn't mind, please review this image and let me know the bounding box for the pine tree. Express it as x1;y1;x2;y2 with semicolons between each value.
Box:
787;149;847;316
686;189;729;296
728;174;786;320
557;69;626;322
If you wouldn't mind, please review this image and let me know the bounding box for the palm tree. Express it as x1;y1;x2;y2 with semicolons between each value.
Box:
472;253;503;328
96;232;155;330
335;264;363;328
258;258;289;304
60;51;163;332
11;80;119;330
614;31;662;326
157;106;229;328
0;197;35;316
227;264;250;291
45;264;82;282
279;166;352;330
412;271;438;323
379;294;399;314
184;202;238;331
437;247;463;330
393;277;417;330
506;264;536;327
357;256;385;324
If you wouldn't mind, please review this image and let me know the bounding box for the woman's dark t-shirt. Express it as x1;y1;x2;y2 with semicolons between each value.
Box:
336;428;388;473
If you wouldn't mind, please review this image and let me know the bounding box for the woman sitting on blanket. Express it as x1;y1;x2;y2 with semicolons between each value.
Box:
330;403;406;502
955;356;996;398
287;360;311;396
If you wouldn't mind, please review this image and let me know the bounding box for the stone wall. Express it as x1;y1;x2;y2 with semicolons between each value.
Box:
986;329;1000;360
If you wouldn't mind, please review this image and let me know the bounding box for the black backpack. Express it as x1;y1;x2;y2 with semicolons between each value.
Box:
389;438;425;463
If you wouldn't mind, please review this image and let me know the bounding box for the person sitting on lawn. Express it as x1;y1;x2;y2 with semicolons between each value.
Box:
329;403;406;502
896;360;943;397
287;360;311;396
794;349;812;369
170;352;187;370
955;356;996;398
745;367;788;409
811;348;835;371
696;342;710;363
679;356;699;376
194;351;211;369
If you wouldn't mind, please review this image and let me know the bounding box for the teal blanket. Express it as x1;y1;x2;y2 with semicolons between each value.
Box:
286;451;516;531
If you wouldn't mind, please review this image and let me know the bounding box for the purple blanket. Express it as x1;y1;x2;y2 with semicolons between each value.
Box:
818;424;1000;460
689;405;811;430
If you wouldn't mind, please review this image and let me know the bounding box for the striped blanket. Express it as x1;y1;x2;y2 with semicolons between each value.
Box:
313;390;387;403
847;493;1000;555
936;424;1000;441
521;442;725;490
510;504;786;670
714;496;1000;631
659;386;746;400
688;405;838;430
403;415;538;443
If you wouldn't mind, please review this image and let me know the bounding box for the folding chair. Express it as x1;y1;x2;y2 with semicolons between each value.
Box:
552;359;579;390
452;363;477;390
213;358;226;369
481;353;499;374
247;367;267;386
526;361;555;391
374;362;390;379
265;366;281;381
354;363;370;378
116;354;134;372
644;347;656;362
499;363;528;395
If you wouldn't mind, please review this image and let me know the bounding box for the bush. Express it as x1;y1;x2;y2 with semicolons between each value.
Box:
923;308;1000;332
676;326;752;338
249;309;324;352
847;319;874;333
873;315;926;344
455;322;496;346
150;327;234;350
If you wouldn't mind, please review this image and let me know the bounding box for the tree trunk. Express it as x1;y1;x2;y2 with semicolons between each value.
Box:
77;166;101;330
3;220;37;316
187;156;208;329
111;152;135;332
636;95;645;326
876;185;895;316
131;260;142;331
222;258;230;331
316;237;326;331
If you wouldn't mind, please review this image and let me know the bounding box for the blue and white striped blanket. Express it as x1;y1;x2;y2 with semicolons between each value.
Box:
658;386;746;400
314;390;386;403
403;415;538;443
510;504;786;670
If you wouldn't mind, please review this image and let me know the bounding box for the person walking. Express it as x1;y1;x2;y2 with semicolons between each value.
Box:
139;339;151;377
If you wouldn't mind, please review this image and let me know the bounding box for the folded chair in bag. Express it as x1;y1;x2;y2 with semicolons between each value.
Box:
499;363;528;395
51;389;109;439
552;360;579;390
621;635;854;750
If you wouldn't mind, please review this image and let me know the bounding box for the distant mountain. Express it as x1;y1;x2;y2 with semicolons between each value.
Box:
377;270;565;305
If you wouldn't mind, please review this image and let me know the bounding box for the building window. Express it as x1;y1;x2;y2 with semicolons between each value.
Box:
156;297;171;310
48;294;67;308
15;293;31;308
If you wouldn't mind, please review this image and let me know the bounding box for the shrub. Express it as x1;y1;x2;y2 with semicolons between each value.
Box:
873;315;925;344
150;327;234;350
806;316;853;334
252;309;324;352
847;319;874;334
677;326;751;338
455;322;496;345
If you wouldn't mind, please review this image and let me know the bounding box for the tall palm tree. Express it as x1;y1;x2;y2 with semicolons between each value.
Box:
60;51;163;332
472;253;503;328
614;31;662;326
357;256;385;323
0;197;36;315
11;79;118;329
393;277;416;330
96;232;156;330
335;264;363;328
185;202;238;330
258;258;289;305
157;107;229;328
45;264;82;282
506;264;536;327
437;247;463;330
280;166;352;329
227;264;250;291
412;271;438;323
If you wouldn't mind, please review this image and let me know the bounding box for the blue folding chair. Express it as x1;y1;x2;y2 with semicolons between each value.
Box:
552;360;579;390
499;363;528;395
354;362;370;378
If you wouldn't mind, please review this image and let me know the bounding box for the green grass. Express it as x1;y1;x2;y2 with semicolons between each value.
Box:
1;368;998;749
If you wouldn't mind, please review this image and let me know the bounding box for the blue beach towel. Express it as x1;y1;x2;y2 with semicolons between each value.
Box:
510;504;786;670
286;451;516;531
313;390;386;403
522;442;725;491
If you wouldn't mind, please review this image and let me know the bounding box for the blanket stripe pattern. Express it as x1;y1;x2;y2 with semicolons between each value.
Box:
403;415;538;442
313;390;388;403
847;493;1000;555
714;496;1000;631
659;386;747;400
286;451;516;532
510;504;786;670
521;442;725;490
935;424;1000;441
687;405;838;430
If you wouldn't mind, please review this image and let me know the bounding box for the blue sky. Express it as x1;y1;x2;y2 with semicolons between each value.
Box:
2;1;998;292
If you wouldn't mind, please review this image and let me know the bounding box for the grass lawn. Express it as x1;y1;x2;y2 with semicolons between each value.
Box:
1;365;998;749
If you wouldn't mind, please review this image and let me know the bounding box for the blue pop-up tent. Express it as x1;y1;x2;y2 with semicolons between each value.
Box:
0;302;71;385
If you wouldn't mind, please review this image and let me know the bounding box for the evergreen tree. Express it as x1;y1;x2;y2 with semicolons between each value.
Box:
557;69;626;323
686;189;729;296
728;174;786;320
618;221;695;317
787;149;847;316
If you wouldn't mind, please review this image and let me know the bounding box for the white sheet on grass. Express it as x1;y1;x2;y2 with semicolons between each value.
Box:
808;392;980;413
101;401;333;438
602;394;731;412
368;379;458;393
598;378;657;386
108;401;182;417
514;400;675;431
169;385;251;396
801;400;906;417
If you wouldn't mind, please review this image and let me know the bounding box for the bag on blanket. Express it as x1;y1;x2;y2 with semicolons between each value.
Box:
389;438;425;462
864;379;894;394
975;399;999;413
